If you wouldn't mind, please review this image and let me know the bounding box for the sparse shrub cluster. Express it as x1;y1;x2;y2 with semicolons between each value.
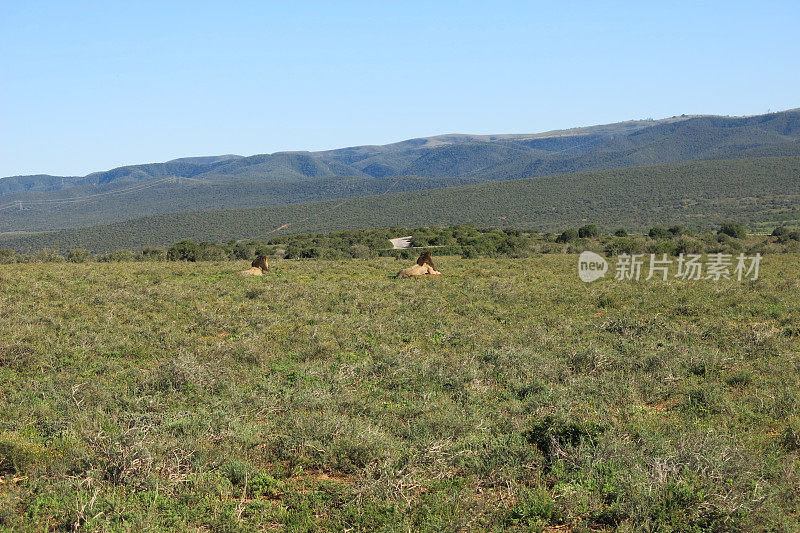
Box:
1;222;799;264
772;225;800;243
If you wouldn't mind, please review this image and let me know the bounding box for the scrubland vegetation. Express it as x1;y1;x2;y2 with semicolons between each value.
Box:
3;155;800;254
2;223;799;265
2;254;799;530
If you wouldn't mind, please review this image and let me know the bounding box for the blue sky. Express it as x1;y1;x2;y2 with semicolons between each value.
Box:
1;1;798;177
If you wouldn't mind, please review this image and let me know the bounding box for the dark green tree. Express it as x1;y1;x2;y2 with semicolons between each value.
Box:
578;225;599;238
168;240;202;261
556;229;578;243
719;222;746;239
668;225;690;237
649;226;669;239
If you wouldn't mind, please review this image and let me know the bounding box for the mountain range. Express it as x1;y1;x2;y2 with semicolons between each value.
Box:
1;109;799;251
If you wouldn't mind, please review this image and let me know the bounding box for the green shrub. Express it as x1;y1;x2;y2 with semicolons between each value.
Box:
460;246;478;259
66;249;94;263
556;229;578;243
781;417;800;451
140;247;167;261
649;226;669;239
229;242;253;260
524;415;605;463
167;240;201;261
248;473;286;498
506;487;564;526
646;239;677;255
683;387;722;414
719;222;746;239
0;434;45;474
674;236;702;255
613;228;628;237
346;244;369;258
497;235;529;256
26;248;64;262
669;225;690;236
0;248;21;264
222;460;253;487
605;237;643;256
578;224;600;238
772;226;789;238
197;243;228;261
324;248;350;260
597;294;619;309
725;370;752;388
99;249;137;262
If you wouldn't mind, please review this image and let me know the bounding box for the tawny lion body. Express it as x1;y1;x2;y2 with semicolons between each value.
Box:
396;251;441;279
238;255;269;276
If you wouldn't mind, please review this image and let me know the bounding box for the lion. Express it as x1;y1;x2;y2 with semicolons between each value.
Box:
396;251;441;278
238;255;269;276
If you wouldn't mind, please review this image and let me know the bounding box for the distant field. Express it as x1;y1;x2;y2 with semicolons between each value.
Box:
1;256;799;530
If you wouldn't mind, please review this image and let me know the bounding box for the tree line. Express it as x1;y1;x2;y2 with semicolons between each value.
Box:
1;223;798;264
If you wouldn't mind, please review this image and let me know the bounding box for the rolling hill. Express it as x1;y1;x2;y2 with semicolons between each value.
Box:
3;156;798;253
2;109;799;234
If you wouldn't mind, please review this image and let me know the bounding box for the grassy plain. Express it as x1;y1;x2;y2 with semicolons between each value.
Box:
1;256;799;531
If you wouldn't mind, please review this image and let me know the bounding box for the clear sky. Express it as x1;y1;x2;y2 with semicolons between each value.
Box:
1;1;798;177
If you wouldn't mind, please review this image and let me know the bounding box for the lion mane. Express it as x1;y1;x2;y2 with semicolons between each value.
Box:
396;251;441;279
252;255;269;270
417;251;434;269
239;255;269;276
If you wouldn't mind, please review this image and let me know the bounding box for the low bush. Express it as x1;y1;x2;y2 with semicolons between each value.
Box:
66;248;93;262
556;229;578;243
0;248;21;264
578;224;600;238
719;221;747;239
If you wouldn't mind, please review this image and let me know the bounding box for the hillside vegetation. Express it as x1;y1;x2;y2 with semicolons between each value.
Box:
2;110;799;233
2;156;799;253
0;175;486;235
1;256;799;530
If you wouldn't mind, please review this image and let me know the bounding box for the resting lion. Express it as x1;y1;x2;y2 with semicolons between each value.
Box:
238;255;269;276
396;251;441;279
